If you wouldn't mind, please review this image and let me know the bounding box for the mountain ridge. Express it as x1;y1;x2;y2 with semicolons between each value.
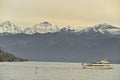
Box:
0;21;120;35
0;21;120;63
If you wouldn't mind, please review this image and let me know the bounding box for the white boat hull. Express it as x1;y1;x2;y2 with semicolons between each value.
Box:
83;65;113;70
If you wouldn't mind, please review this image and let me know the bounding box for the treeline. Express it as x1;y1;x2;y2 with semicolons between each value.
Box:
0;49;27;62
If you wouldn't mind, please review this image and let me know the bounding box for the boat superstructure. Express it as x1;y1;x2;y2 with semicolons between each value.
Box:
82;59;113;70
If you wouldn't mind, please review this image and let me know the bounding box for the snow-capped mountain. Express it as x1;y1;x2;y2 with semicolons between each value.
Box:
81;23;120;35
0;21;120;35
24;21;60;34
0;21;60;34
0;21;120;63
0;21;22;34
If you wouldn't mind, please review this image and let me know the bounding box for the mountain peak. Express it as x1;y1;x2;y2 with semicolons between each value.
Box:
0;21;12;27
94;23;119;29
24;21;59;34
0;21;22;34
81;23;120;35
39;21;52;27
42;21;50;24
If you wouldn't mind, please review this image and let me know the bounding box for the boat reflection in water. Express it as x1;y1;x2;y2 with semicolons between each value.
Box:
82;59;113;70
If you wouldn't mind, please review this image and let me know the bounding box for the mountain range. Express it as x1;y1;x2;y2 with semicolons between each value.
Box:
0;21;60;34
0;21;120;63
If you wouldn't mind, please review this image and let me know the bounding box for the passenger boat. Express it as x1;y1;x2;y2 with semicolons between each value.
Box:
82;59;113;70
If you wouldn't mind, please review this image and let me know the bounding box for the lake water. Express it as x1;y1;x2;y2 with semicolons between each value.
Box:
0;62;119;80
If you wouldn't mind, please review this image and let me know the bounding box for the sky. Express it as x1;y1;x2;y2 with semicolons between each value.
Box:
0;0;120;28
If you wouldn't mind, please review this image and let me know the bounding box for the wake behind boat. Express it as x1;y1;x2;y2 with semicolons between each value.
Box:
82;59;113;70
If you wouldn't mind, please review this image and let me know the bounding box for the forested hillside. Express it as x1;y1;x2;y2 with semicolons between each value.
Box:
0;49;27;62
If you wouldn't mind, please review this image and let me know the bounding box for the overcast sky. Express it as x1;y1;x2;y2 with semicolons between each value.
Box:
0;0;119;28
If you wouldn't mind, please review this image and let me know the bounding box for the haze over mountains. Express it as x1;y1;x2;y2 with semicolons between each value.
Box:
0;21;120;63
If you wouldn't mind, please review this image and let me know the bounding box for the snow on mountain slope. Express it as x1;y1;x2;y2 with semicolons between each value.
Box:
0;21;120;35
81;23;120;35
0;21;22;34
24;21;60;34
